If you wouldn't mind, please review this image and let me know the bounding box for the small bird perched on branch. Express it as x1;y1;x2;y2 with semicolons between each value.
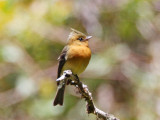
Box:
53;28;92;106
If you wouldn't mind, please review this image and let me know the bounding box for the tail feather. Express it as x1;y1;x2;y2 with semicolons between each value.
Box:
53;84;65;106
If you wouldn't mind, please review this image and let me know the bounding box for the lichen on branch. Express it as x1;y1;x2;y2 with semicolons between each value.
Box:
56;70;119;120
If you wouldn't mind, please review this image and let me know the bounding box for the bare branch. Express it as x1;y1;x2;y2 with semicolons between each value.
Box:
57;70;119;120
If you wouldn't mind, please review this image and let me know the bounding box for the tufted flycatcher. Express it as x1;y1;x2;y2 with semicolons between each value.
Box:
53;28;92;106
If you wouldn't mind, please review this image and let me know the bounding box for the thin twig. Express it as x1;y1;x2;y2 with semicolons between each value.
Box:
57;70;119;120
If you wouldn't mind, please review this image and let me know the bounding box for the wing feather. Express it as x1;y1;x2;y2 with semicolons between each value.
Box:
57;46;68;79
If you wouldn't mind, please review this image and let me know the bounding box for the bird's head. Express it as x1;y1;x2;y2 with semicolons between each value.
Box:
67;28;92;46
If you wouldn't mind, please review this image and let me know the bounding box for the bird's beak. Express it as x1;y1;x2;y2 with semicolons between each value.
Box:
83;36;92;41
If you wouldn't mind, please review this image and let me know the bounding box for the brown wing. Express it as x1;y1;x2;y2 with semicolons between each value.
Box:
57;46;68;79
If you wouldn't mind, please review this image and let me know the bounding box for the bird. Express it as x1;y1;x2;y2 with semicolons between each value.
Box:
53;28;92;106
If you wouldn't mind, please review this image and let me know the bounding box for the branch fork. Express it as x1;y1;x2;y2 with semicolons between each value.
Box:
57;70;119;120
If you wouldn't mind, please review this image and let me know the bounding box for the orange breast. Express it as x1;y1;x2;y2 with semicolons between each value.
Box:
62;45;91;75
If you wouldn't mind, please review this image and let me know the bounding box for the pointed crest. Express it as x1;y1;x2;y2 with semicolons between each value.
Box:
70;28;86;36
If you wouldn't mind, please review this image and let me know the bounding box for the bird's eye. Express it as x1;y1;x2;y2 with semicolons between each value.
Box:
78;37;83;41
